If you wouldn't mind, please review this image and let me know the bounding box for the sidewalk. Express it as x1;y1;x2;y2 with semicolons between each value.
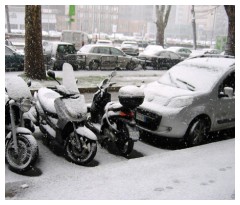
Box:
5;139;235;200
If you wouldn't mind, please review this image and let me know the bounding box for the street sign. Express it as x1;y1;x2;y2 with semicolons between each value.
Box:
69;5;75;16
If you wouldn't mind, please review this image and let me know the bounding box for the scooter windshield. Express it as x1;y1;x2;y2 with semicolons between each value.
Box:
5;76;32;100
62;63;79;94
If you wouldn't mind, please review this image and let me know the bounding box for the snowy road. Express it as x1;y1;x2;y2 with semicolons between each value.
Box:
5;128;172;182
5;135;235;200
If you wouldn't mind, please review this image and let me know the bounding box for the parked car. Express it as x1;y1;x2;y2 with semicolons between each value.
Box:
166;46;192;59
5;39;17;51
77;44;143;70
138;45;163;64
136;55;235;146
43;41;83;70
96;39;113;45
137;41;149;53
190;48;222;57
138;49;182;69
5;45;24;71
120;41;139;56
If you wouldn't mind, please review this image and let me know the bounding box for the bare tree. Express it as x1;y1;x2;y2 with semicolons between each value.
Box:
155;5;171;47
224;5;235;56
25;5;46;80
5;5;11;33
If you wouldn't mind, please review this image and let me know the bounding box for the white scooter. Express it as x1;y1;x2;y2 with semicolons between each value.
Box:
5;77;39;173
28;63;97;165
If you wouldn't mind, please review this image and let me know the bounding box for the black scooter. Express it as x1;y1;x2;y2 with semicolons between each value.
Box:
86;71;145;156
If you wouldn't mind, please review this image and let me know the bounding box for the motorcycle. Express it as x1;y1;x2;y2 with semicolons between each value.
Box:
5;77;39;173
85;71;145;156
29;63;97;165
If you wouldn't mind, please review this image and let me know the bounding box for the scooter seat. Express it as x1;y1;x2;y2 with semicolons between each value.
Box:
38;87;61;114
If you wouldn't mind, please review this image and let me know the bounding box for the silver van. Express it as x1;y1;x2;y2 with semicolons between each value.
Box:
136;55;235;146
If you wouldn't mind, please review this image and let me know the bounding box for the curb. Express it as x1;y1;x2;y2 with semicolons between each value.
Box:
30;86;121;94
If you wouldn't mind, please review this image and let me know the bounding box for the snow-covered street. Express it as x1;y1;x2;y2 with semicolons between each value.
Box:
5;134;235;200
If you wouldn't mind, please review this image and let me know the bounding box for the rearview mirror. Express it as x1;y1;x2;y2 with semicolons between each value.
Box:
27;80;31;87
47;70;56;79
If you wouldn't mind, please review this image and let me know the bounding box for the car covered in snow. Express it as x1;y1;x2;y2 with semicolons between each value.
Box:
136;55;235;146
96;39;113;45
190;48;222;58
120;41;139;56
77;44;143;70
43;41;83;70
5;45;24;71
138;47;182;70
166;46;192;59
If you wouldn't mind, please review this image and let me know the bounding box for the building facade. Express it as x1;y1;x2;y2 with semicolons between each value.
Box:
6;5;228;43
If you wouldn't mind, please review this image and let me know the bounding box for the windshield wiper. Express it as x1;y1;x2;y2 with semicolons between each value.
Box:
176;78;195;91
168;72;179;88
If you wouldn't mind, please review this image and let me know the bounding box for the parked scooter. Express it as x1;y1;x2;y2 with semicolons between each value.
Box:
5;77;39;173
85;71;145;156
29;63;97;165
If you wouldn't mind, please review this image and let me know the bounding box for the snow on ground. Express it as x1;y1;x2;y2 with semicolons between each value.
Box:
5;69;165;90
5;139;234;200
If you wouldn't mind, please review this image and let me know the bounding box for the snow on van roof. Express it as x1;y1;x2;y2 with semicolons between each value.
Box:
180;56;235;71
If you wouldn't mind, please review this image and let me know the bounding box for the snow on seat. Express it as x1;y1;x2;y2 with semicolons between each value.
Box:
38;87;61;114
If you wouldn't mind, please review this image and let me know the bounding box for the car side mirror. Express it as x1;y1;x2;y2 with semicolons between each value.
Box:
219;87;234;98
224;87;234;97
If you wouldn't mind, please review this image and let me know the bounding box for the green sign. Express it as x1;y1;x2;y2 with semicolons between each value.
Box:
215;36;227;51
69;5;75;16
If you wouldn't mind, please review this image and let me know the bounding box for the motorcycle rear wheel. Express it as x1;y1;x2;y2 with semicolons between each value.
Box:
116;122;134;156
65;132;97;165
5;134;39;173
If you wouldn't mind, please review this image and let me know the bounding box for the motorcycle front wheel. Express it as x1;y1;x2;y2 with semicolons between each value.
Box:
116;122;134;156
65;132;97;165
5;134;39;173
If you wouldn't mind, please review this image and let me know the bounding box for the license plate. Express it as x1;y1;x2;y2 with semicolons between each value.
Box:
128;126;139;141
136;112;146;122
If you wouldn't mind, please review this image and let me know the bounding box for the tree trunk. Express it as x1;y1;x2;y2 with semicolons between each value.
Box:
155;5;171;47
224;5;235;56
5;5;11;33
25;5;46;80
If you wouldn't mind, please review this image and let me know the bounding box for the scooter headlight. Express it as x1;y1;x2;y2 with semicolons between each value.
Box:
20;98;32;112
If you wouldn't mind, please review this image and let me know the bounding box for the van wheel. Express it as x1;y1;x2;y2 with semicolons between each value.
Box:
185;118;209;147
89;60;100;70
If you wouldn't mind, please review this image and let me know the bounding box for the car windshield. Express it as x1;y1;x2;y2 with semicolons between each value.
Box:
57;45;76;54
158;58;234;92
